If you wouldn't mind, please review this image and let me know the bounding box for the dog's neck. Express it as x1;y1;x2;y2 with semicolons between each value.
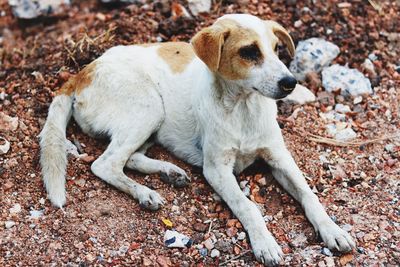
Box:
212;75;259;111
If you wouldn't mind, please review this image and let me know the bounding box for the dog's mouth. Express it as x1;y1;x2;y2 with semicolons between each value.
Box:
252;87;292;100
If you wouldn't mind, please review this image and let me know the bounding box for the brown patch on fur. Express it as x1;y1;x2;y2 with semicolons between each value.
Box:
256;148;272;161
157;42;195;73
56;62;97;96
192;19;264;80
217;20;264;80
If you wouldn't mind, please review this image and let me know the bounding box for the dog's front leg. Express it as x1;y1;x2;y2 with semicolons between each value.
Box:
266;147;356;252
203;149;283;266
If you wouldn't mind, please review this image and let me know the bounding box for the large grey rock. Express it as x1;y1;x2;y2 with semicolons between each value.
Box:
290;38;340;81
8;0;70;19
322;64;372;96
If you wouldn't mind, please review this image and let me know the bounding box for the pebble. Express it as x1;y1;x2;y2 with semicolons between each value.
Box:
294;20;303;27
29;210;44;219
290;38;340;81
384;144;395;153
199;248;208;257
353;96;363;104
188;0;211;16
335;104;351;113
237;231;246;241
214;240;232;253
0;137;10;154
335;128;357;141
5;221;16;229
321;247;333;256
283;84;316;105
325;257;335;267
9;203;22;214
322;64;372;96
210;249;220;258
9;0;70;19
239;180;248;189
193;222;208;232
0;112;18;132
203;238;214;250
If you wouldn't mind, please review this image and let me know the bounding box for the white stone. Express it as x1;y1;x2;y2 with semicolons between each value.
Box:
203;238;214;250
188;0;211;16
353;96;363;104
294;20;303;28
334;104;351;113
290;38;340;81
362;58;376;75
5;221;15;229
283;84;316;104
237;231;246;240
210;249;220;258
335;128;357;141
0;137;10;154
9;203;21;214
322;64;372;96
8;0;70;19
29;209;44;219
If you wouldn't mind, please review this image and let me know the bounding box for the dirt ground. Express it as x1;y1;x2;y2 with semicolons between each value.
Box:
0;0;399;266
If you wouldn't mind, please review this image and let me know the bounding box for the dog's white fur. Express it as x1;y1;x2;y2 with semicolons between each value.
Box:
40;14;355;265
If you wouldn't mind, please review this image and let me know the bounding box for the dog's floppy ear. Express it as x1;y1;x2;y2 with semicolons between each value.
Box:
266;21;295;58
191;26;227;72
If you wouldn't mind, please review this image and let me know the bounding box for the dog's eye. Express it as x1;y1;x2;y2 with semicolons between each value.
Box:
238;44;262;62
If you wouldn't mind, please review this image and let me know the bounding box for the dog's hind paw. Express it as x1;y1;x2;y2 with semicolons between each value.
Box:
318;221;356;252
251;234;283;266
160;165;190;188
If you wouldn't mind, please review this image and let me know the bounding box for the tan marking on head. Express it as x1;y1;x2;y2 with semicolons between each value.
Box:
192;19;264;80
157;42;195;74
56;62;97;96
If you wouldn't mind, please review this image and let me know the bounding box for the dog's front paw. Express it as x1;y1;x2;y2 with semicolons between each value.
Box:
318;221;356;252
137;187;165;211
251;234;283;266
160;165;190;188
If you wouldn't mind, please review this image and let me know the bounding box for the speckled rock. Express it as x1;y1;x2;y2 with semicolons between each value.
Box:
290;38;340;81
322;64;372;96
8;0;70;19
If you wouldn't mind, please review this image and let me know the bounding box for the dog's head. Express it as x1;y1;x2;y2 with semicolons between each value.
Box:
191;14;297;100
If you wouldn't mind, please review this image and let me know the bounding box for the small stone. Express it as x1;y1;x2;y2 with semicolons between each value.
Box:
210;249;220;258
29;210;44;219
335;128;357;141
4;181;14;190
353;96;363;104
321;247;333;256
226;227;238;237
80;155;96;163
199;248;208;257
5;221;16;229
193;222;208;232
9;203;21;214
294;20;303;28
214;240;232;253
237;231;246;241
283;84;316;105
9;0;70;19
0;137;10;154
187;0;211;16
335;104;351;113
0;112;18;132
258;177;267;186
74;178;86;187
203;238;214;250
325;257;335;267
384;144;395;153
39;198;45;205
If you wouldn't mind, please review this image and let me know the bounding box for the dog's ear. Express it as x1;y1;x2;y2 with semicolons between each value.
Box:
191;26;227;72
265;21;295;58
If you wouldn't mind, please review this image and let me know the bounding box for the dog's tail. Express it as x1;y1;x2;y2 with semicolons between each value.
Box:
39;93;73;208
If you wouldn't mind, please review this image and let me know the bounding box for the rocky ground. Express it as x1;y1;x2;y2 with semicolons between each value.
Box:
0;0;399;266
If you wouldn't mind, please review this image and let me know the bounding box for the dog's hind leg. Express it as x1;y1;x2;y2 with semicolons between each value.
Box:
126;152;190;187
91;118;166;211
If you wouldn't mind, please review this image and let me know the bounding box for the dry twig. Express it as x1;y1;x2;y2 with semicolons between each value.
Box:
307;133;399;147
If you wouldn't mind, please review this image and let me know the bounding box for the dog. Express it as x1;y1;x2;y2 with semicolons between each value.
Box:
40;14;355;265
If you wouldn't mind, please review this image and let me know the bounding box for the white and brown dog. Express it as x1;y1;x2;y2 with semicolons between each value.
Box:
40;14;355;265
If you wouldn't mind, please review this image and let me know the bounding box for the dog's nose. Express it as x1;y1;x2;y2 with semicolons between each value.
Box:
278;76;297;92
